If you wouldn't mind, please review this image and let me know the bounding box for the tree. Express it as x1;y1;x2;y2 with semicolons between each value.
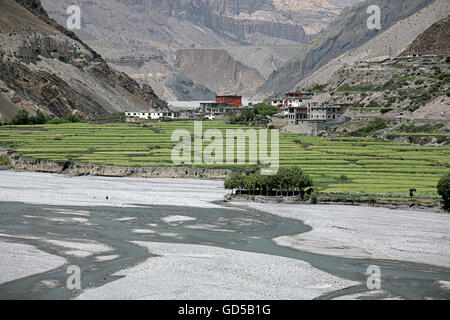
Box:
296;173;313;199
244;174;259;196
11;110;31;125
253;103;278;117
271;169;283;196
225;174;244;195
310;192;318;204
31;110;47;124
437;173;450;209
66;115;81;123
224;176;236;194
225;173;246;195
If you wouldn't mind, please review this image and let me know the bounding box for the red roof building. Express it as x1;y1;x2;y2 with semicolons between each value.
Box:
216;96;242;107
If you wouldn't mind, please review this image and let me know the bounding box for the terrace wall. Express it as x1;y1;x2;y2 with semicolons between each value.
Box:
283;118;351;136
5;150;233;180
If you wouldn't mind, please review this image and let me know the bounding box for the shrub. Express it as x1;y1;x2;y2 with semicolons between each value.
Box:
66;115;81;123
350;118;388;137
0;155;9;166
368;197;377;205
31;110;48;124
8;110;56;125
308;84;327;92
437;173;450;209
310;192;318;204
11;110;31;125
415;79;424;85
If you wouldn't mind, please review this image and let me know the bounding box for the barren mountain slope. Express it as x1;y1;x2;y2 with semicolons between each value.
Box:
39;0;352;100
0;0;166;121
211;45;306;78
41;0;330;56
257;0;437;98
297;0;450;89
106;51;217;101
175;49;266;97
401;15;450;56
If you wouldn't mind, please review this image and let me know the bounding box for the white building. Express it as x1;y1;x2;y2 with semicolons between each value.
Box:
125;111;150;119
125;109;181;120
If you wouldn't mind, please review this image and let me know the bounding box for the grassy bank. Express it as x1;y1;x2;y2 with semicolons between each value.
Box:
0;121;448;196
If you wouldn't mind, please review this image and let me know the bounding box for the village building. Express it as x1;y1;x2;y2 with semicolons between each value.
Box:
285;92;348;135
287;100;308;125
200;102;253;119
216;95;242;107
270;99;283;108
282;92;313;109
125;109;181;121
200;102;234;114
308;101;343;121
125;111;150;120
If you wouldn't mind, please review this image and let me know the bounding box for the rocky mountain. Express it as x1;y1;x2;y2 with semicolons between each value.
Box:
0;0;166;121
103;51;217;101
175;49;266;97
39;0;354;100
257;0;438;98
296;0;450;89
401;15;450;56
313;53;450;145
42;0;339;54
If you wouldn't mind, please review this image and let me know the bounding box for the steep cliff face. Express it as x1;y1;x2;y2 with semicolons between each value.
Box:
175;49;265;97
39;0;349;100
42;0;320;54
107;53;217;101
401;15;450;55
0;0;166;120
257;0;438;97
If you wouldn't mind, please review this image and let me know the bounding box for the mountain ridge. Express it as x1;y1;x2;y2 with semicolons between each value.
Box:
39;0;357;100
257;0;438;98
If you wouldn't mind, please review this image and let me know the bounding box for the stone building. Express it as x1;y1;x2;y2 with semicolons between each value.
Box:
285;93;348;135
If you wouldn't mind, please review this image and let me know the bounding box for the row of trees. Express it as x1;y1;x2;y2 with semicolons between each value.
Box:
225;167;314;198
0;110;80;126
0;110;130;126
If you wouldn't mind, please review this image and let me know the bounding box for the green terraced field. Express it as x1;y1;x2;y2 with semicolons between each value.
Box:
0;121;449;196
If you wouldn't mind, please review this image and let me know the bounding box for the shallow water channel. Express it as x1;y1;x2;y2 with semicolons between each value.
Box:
0;201;448;300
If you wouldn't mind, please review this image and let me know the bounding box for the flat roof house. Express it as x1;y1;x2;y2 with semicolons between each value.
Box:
216;95;242;107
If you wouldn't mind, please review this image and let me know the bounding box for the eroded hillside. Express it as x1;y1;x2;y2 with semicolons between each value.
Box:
39;0;355;100
258;0;438;97
0;0;166;121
